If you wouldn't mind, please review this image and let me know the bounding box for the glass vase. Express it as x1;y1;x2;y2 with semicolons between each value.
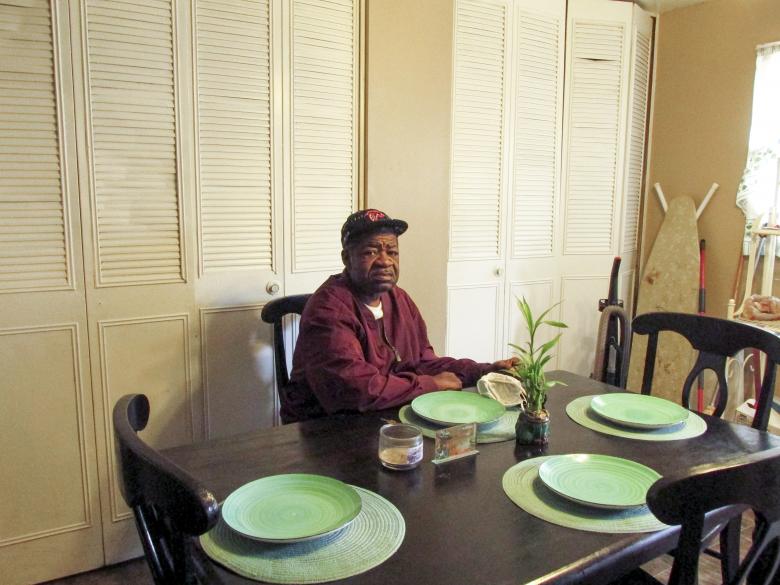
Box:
515;409;550;445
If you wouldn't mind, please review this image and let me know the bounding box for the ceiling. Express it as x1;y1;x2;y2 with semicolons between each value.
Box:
635;0;714;14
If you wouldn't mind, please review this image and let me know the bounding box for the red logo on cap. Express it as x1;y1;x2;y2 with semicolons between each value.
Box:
366;210;385;222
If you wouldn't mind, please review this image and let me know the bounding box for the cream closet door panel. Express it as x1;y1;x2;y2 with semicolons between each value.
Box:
71;0;203;563
558;275;609;375
96;314;194;559
449;0;509;263
284;0;360;294
447;285;500;363
619;5;653;297
0;326;103;584
556;0;634;375
504;0;565;357
0;1;104;583
446;0;512;359
192;0;282;434
201;305;275;437
83;0;185;286
509;0;565;260
193;0;281;301
621;10;652;258
562;1;631;257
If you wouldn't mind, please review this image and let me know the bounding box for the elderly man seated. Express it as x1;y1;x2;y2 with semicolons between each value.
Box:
283;208;516;423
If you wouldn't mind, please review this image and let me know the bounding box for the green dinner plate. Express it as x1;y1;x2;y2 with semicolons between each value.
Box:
411;391;506;425
590;393;689;429
221;474;362;543
538;454;661;510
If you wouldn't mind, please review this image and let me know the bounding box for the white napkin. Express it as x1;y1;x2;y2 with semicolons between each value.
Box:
477;372;526;407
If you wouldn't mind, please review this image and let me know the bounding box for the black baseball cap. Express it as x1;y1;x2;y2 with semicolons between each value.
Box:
341;209;408;247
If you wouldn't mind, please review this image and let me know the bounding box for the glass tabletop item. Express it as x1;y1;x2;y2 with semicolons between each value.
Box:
378;423;423;470
411;390;506;425
590;393;690;429
538;454;661;510
221;474;362;543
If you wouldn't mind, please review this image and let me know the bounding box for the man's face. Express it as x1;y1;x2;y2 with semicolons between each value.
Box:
342;230;400;299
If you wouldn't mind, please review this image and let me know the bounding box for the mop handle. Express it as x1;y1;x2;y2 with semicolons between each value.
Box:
697;240;706;412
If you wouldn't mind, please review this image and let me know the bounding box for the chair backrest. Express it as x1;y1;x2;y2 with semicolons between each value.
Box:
260;293;311;391
632;312;780;431
647;447;780;585
113;394;220;585
592;305;632;388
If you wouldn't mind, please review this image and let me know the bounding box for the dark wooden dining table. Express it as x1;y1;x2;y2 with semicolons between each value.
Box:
165;371;780;585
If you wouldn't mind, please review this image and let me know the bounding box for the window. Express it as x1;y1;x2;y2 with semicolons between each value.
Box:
736;42;780;223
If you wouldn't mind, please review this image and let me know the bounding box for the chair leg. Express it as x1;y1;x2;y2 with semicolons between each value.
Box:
720;515;742;583
747;524;780;585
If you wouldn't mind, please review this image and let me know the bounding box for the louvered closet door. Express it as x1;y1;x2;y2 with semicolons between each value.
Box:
283;0;360;294
0;1;105;583
446;0;512;363
557;0;636;376
194;0;279;296
192;0;282;442
618;5;653;316
70;0;207;563
504;0;566;363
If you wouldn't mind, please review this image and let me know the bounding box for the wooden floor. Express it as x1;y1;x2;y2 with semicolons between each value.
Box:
42;515;757;585
36;554;738;585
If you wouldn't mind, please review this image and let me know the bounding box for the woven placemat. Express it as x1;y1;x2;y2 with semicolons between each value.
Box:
566;395;707;441
201;486;405;584
399;404;519;443
502;457;668;533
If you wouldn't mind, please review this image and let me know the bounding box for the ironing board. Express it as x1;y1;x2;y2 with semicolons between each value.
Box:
626;196;700;402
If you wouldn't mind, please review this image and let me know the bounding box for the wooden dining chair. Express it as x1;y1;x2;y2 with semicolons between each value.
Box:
632;312;780;431
260;293;311;422
592;304;632;388
113;394;221;585
631;312;780;582
648;447;780;585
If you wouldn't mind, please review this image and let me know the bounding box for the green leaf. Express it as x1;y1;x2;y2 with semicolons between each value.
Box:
535;304;556;324
542;320;568;329
538;333;562;356
509;346;531;359
517;297;533;326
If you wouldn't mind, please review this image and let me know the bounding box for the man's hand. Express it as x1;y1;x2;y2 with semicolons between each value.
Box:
491;357;519;371
431;372;463;390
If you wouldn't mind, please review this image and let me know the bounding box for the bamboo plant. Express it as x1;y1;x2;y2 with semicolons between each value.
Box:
507;297;567;414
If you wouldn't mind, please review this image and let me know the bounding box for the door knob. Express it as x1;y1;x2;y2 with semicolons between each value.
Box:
266;281;281;295
495;267;503;277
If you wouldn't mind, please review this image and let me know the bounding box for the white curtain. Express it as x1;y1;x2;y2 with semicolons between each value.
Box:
736;43;780;221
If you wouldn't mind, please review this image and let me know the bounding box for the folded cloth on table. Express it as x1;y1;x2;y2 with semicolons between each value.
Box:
477;372;526;407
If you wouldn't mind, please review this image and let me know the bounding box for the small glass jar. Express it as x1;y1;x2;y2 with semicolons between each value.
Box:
378;423;423;470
